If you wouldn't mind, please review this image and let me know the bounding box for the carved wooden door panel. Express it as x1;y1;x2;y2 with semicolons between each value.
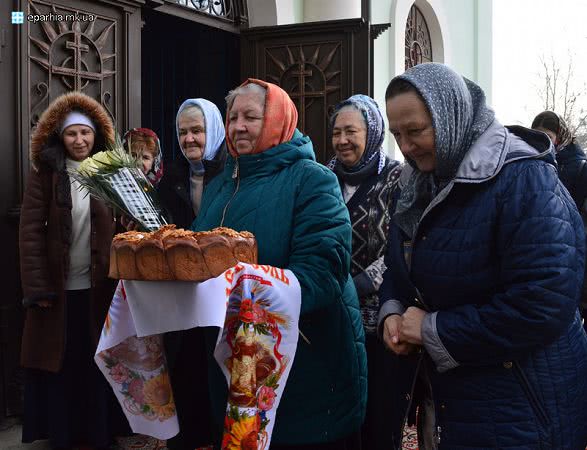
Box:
241;19;370;164
25;0;121;132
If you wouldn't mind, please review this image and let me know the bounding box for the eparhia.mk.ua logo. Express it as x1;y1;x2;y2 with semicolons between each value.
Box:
11;11;25;24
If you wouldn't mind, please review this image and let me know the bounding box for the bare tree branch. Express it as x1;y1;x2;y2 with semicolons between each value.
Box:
536;51;587;147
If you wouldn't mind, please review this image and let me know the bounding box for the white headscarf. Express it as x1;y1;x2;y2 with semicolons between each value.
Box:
175;98;225;165
60;111;95;135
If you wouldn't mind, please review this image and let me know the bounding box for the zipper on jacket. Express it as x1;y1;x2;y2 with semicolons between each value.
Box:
512;361;549;428
219;157;311;345
220;158;240;227
403;238;432;312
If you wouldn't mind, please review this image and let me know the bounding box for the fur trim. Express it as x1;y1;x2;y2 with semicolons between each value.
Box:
30;91;115;171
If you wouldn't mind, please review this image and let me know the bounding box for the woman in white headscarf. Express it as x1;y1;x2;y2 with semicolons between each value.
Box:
157;98;227;229
158;98;227;450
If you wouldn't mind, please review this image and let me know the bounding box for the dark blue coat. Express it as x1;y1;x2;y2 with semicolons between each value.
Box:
379;121;587;449
556;141;587;210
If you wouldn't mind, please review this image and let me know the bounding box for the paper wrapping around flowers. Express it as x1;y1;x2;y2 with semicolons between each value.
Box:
95;263;301;448
70;147;167;232
101;167;167;231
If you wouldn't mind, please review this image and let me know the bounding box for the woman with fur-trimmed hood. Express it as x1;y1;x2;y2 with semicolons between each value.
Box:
19;91;129;449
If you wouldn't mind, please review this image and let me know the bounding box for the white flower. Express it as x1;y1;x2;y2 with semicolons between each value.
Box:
92;151;115;169
78;157;99;176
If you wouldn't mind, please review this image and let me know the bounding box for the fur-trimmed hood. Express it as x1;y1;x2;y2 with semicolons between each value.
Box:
30;91;115;170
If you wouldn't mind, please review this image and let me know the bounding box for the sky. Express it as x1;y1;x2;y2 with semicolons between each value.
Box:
492;0;587;127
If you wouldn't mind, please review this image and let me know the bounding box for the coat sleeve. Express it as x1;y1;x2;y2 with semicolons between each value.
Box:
427;162;585;370
377;236;407;339
353;255;386;297
19;168;56;306
287;163;352;316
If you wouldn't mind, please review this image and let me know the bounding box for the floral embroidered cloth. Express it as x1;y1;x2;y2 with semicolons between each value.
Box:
95;263;301;449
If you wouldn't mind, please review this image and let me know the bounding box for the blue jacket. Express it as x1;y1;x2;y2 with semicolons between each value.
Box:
556;141;587;210
379;121;587;449
192;130;367;445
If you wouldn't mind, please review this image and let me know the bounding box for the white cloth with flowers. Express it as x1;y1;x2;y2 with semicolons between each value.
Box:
95;263;301;448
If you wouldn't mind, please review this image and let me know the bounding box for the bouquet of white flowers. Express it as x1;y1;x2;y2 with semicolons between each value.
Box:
70;140;168;231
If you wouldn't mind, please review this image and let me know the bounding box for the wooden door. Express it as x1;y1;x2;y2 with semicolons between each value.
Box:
240;18;371;164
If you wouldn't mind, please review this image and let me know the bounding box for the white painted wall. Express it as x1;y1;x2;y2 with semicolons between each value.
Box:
474;0;493;104
247;0;278;27
247;0;303;26
277;0;303;24
303;0;361;22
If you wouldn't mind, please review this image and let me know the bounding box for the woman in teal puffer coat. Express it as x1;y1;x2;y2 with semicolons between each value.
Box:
191;79;367;450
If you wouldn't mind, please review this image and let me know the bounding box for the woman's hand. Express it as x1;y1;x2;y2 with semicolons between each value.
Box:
383;314;419;355
399;306;426;345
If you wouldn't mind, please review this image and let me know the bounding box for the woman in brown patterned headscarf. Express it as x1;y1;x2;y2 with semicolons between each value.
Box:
532;112;587;332
531;111;586;208
531;110;574;152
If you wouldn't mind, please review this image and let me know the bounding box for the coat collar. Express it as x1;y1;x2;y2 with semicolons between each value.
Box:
453;121;554;183
402;121;555;239
224;130;315;180
167;142;228;206
400;120;554;186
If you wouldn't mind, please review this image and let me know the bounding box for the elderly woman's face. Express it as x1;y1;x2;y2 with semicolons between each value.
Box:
62;124;95;161
228;93;264;155
179;112;206;162
332;108;367;167
386;91;435;172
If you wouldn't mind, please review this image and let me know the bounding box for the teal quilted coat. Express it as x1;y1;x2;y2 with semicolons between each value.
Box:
192;130;367;445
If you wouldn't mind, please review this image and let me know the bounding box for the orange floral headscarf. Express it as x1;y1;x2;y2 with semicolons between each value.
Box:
226;79;298;157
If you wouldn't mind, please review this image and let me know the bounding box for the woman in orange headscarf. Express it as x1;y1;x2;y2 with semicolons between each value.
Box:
191;79;367;449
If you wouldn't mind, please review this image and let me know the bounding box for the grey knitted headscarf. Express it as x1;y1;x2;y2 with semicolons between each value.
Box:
391;63;495;238
327;94;387;181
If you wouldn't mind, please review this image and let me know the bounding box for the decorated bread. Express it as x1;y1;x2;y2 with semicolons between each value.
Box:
135;225;176;281
109;225;257;281
109;231;148;280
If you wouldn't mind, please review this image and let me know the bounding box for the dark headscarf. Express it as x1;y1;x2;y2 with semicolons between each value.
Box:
327;94;387;185
391;63;495;238
531;110;574;153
